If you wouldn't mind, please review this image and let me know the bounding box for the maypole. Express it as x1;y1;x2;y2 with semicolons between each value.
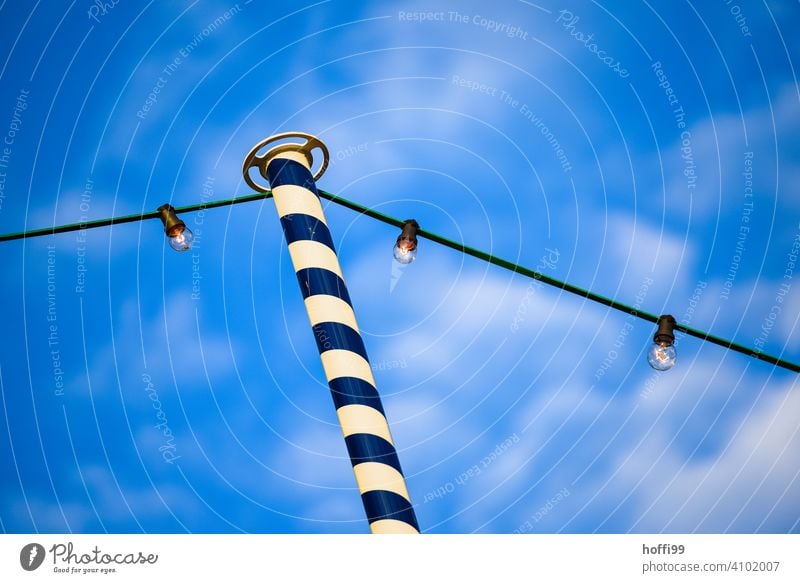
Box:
243;132;419;533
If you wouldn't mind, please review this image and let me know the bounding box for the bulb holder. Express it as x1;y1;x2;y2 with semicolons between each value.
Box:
653;314;677;346
157;204;186;237
396;219;419;251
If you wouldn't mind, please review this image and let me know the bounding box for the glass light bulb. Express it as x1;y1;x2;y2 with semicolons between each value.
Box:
647;342;677;371
168;226;193;252
393;242;417;264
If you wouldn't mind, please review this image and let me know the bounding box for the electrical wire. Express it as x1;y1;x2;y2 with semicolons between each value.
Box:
0;192;274;241
1;189;797;373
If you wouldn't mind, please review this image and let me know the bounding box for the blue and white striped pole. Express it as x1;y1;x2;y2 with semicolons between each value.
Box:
243;132;419;534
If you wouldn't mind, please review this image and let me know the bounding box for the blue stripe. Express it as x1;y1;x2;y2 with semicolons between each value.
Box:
280;215;336;251
312;322;368;360
266;157;317;191
296;268;352;305
344;433;400;473
330;378;385;415
362;490;418;528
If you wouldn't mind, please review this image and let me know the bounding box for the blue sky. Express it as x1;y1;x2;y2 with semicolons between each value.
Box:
1;0;799;534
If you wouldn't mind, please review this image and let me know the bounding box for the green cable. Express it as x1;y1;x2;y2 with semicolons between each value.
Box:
315;190;799;373
0;191;275;242
1;189;797;373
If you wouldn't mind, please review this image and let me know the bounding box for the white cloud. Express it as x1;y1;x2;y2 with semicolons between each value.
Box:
615;373;800;532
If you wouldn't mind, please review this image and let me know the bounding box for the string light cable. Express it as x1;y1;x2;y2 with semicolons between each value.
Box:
0;188;796;373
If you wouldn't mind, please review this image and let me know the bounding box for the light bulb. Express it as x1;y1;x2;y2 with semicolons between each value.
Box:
167;225;193;252
647;314;677;371
647;341;677;371
393;241;417;264
157;204;193;252
393;219;419;265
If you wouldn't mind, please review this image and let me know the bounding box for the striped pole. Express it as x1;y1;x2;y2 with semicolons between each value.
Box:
243;133;419;534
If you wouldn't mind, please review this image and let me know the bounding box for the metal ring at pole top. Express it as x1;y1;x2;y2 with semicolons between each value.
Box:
242;131;330;193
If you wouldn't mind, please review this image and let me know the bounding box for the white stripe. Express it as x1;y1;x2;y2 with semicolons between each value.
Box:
337;404;393;444
370;519;419;534
272;184;327;224
271;150;311;168
353;462;411;501
288;240;343;279
320;350;376;386
303;295;359;332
